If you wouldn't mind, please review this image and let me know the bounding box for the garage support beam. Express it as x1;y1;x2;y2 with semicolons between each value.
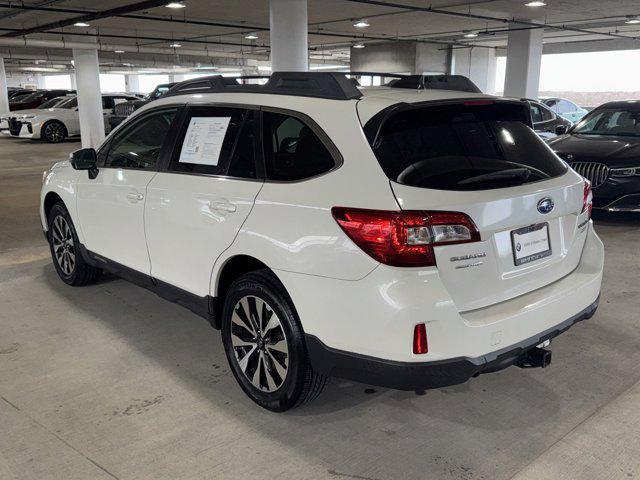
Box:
73;45;105;148
269;0;308;72
0;57;8;115
504;23;543;99
125;74;139;93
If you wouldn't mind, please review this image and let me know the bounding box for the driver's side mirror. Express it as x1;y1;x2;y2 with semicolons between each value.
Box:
555;125;568;135
70;148;99;179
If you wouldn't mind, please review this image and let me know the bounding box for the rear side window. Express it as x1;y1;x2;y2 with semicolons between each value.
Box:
368;102;567;191
262;111;336;181
168;106;257;179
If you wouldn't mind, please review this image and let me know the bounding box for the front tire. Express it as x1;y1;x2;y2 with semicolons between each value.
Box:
221;269;326;411
47;202;102;286
42;120;67;143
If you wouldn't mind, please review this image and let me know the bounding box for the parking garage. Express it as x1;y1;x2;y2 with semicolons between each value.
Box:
1;1;639;479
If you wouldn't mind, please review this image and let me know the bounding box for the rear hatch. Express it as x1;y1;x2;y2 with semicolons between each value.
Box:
363;99;590;311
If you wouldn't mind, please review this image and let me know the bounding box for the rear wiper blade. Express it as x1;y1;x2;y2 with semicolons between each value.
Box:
458;168;531;186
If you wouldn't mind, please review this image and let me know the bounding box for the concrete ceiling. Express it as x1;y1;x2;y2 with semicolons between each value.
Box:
1;0;639;73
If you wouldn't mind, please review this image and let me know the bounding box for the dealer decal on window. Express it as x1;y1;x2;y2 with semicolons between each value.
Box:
178;116;231;166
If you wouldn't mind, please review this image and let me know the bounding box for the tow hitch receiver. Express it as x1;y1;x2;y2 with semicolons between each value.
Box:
517;346;552;369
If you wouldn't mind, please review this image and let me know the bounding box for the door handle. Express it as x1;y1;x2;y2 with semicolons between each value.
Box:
208;200;236;213
126;192;144;202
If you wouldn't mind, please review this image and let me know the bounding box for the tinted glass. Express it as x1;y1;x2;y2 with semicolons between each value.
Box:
369;102;567;191
540;104;554;121
573;107;640;137
104;108;177;169
262;112;336;181
38;97;65;109
169;107;256;178
57;97;77;109
530;103;543;123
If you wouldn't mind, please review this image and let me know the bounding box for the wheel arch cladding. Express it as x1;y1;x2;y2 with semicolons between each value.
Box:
44;191;65;228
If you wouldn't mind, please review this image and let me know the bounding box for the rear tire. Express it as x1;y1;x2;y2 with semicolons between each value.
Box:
221;269;326;411
47;202;102;286
42;120;67;143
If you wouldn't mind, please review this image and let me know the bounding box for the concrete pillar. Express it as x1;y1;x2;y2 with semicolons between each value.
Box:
269;0;308;71
70;73;77;90
169;73;186;83
73;47;105;148
125;74;140;93
503;24;543;99
0;58;9;115
452;47;497;94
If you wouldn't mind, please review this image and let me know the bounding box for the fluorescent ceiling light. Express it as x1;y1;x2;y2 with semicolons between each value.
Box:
463;31;478;38
310;64;348;70
165;2;186;8
353;19;370;28
74;22;90;27
169;42;182;48
524;1;546;6
245;33;259;40
114;50;125;53
353;43;365;49
625;16;640;24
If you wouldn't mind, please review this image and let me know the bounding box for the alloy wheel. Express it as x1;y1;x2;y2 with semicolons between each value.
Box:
51;215;75;275
230;295;289;392
45;123;65;142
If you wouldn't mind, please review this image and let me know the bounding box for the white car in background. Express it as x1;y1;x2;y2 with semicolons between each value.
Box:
0;96;72;133
12;93;138;143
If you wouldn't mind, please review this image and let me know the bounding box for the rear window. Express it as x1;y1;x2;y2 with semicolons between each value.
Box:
367;102;567;191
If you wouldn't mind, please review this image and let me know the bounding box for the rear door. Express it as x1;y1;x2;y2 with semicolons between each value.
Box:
145;105;263;297
364;100;590;311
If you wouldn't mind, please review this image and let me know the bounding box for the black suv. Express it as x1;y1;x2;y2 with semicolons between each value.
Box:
108;82;176;130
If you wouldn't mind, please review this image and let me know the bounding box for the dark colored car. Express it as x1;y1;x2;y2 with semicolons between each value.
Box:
526;99;572;137
8;88;35;99
548;100;640;212
108;82;176;129
9;89;76;111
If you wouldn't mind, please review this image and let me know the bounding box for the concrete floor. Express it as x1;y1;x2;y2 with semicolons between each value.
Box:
0;135;639;480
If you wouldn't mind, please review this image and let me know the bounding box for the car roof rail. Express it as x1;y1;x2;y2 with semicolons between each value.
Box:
319;71;481;93
165;72;364;100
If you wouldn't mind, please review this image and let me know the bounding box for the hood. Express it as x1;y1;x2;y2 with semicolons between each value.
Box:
548;133;640;168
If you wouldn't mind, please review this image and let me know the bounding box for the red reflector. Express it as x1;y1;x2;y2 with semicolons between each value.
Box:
463;100;494;106
413;324;428;354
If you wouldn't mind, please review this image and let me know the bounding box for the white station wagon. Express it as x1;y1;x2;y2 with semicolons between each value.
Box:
40;73;604;411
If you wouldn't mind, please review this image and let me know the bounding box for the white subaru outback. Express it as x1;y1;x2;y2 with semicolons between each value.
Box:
40;73;604;411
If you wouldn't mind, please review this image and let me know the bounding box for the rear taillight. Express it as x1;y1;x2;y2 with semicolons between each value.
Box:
582;179;593;218
331;207;480;267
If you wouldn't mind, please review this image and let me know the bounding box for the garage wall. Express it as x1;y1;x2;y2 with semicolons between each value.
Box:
350;41;449;74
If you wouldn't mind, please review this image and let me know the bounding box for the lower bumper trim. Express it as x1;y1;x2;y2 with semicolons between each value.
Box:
305;296;599;391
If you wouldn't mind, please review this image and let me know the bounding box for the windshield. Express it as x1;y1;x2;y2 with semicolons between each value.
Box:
56;97;78;109
17;92;43;102
38;97;66;109
11;93;34;102
150;86;170;99
367;101;567;191
572;107;640;137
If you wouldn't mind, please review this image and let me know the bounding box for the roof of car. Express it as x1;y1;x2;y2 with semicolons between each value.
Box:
592;100;640;109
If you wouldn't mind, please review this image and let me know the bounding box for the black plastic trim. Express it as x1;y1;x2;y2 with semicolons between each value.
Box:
305;296;600;391
78;244;217;327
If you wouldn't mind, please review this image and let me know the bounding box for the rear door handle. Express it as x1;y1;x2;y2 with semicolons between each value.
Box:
126;192;144;202
208;200;236;213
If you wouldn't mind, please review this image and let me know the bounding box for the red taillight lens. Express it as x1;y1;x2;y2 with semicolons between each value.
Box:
413;323;428;354
582;179;593;218
331;207;480;267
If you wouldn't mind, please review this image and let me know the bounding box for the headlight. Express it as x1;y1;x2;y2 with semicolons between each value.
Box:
22;115;36;119
610;167;640;177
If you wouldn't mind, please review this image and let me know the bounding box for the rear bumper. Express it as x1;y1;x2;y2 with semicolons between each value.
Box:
306;297;598;390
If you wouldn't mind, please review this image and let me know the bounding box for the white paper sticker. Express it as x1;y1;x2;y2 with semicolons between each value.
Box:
178;116;231;166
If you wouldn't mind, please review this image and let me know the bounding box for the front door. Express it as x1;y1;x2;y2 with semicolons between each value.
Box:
76;106;180;273
145;106;263;296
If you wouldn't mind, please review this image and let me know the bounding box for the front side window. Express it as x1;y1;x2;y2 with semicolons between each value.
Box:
367;101;567;191
262;112;336;181
104;108;178;169
168;106;257;179
530;103;543;123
